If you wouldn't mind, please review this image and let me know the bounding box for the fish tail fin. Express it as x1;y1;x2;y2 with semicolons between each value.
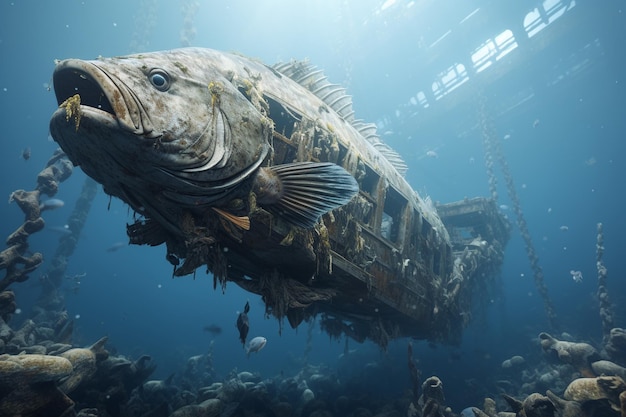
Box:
259;162;358;228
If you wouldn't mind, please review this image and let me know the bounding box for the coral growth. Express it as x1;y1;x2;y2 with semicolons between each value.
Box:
539;332;600;377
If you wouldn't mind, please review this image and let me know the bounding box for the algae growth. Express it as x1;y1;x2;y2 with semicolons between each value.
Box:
61;94;82;131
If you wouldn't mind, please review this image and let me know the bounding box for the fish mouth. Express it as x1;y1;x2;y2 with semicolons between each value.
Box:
52;59;154;136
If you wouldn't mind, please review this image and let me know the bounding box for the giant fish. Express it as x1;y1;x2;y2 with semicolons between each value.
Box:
50;48;456;344
50;48;359;235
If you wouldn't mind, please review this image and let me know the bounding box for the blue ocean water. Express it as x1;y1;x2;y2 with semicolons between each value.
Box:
1;0;624;412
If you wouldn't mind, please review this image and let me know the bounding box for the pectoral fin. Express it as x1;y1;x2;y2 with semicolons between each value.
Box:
211;207;250;230
253;162;358;228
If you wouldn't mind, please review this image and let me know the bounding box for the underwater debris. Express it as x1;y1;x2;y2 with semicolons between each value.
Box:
569;270;583;283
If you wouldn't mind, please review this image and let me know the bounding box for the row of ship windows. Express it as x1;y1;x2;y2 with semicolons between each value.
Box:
411;0;577;104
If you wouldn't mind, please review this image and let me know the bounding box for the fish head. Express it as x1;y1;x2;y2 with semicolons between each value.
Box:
50;48;271;231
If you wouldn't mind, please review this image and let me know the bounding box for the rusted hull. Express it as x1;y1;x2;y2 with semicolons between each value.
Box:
210;115;509;346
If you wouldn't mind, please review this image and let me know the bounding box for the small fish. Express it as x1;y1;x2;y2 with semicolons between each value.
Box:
559;225;569;231
22;147;31;161
105;242;126;252
203;324;222;336
236;301;250;346
47;225;72;235
246;336;267;357
39;198;65;211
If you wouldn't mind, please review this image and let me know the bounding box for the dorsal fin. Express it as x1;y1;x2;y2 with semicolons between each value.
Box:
273;60;407;176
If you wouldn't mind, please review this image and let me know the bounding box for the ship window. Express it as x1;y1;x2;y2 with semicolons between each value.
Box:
422;217;432;237
360;164;380;198
454;226;476;243
381;212;393;240
264;95;301;138
471;30;518;74
433;250;442;275
382;186;406;243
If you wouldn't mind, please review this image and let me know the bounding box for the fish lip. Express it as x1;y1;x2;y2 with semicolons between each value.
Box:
52;59;154;136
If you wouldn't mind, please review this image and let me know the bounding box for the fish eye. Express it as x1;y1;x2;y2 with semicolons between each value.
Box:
148;69;170;91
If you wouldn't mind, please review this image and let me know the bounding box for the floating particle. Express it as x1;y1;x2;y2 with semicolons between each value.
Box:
157;284;162;289
559;225;569;231
75;314;81;319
